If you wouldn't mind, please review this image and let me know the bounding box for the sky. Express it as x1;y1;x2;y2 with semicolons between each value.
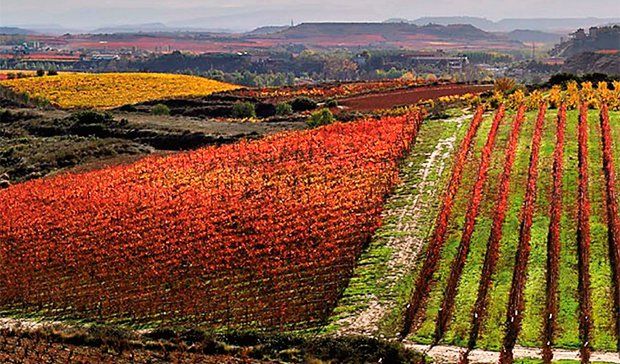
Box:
1;0;619;30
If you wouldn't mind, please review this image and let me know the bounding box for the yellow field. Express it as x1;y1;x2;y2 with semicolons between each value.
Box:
0;72;240;109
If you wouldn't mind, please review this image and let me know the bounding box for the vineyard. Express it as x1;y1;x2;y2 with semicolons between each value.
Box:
234;78;424;101
0;111;424;330
393;96;620;362
0;72;239;108
327;82;620;363
1;76;620;363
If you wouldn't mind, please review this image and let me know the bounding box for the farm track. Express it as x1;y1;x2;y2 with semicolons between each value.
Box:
402;107;485;338
499;103;547;364
334;113;469;336
406;343;620;364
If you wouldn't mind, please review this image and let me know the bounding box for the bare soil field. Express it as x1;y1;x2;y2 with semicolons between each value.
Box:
338;84;492;111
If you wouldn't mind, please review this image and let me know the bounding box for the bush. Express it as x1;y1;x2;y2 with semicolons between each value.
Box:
36;69;45;77
71;110;113;125
494;77;517;94
547;72;619;88
152;103;170;116
325;98;338;108
291;97;317;112
47;69;58;76
306;109;334;128
231;102;256;118
118;104;137;112
547;73;581;87
275;102;293;116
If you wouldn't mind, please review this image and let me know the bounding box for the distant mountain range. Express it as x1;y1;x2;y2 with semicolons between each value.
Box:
3;16;616;49
0;27;38;35
91;22;237;34
386;17;620;33
272;22;497;41
503;30;563;44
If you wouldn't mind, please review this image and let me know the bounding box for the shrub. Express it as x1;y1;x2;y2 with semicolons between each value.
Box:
231;102;256;118
306;109;334;128
118;104;137;112
36;69;45;77
291;97;317;112
71;110;113;125
547;73;581;87
325;99;338;108
494;77;517;94
152;103;170;116
275;102;293;116
47;69;58;76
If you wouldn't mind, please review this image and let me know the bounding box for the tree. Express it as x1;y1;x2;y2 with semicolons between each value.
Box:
306;109;334;128
232;102;256;118
152;104;171;116
275;103;293;116
291;97;317;112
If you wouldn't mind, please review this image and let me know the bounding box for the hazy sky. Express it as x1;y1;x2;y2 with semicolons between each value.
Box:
2;0;619;30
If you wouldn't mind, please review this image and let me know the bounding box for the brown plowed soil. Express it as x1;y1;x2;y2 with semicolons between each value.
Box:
338;84;493;111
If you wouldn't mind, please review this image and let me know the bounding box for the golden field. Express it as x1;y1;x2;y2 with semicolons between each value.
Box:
0;72;240;109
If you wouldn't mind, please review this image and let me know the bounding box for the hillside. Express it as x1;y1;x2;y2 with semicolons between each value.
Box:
0;27;37;35
504;29;562;44
246;25;291;36
406;16;620;32
252;22;523;50
563;51;620;75
274;22;498;41
552;25;620;57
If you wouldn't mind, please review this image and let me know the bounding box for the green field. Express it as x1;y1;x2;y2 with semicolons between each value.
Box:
330;107;620;353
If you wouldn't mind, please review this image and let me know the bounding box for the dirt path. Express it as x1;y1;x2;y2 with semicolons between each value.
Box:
334;114;468;336
406;343;620;363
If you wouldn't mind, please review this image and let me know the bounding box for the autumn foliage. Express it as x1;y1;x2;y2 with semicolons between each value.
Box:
434;105;506;343
542;104;566;363
598;104;620;352
0;72;239;109
0;112;423;328
237;79;424;101
466;105;527;353
499;103;547;364
576;103;593;363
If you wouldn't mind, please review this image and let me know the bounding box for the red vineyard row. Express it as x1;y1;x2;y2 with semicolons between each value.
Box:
434;105;506;343
499;103;547;364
